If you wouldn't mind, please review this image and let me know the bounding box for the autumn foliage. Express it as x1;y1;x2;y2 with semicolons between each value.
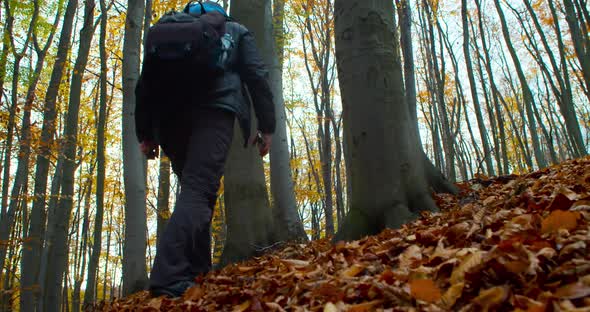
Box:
90;157;590;311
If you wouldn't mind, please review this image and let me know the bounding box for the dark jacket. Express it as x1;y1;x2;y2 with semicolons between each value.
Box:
135;20;276;147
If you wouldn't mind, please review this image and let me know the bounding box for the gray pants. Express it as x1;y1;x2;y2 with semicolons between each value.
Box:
149;107;234;290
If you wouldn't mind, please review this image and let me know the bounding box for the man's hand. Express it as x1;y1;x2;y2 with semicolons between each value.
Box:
140;140;159;160
251;132;272;157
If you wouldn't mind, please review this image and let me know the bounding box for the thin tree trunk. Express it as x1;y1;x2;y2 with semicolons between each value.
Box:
121;0;148;295
493;0;547;168
43;1;96;310
23;1;78;310
474;0;510;174
562;0;590;97
461;0;494;175
268;0;307;241
83;0;108;306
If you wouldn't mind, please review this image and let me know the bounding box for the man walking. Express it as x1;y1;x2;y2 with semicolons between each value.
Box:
135;1;275;297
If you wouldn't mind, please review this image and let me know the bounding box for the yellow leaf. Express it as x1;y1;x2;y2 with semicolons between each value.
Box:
340;264;365;278
409;279;442;303
441;282;464;308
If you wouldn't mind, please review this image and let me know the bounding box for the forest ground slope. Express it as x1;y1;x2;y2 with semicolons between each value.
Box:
91;156;590;311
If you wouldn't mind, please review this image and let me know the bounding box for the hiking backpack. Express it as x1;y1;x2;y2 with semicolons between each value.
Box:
140;1;233;104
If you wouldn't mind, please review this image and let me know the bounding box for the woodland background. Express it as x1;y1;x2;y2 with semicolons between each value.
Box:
0;0;588;311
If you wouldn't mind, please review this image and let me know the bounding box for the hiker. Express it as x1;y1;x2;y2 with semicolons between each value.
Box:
135;1;275;297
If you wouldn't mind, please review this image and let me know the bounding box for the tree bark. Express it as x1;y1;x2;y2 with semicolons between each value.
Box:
221;0;275;266
267;0;307;242
83;0;109;305
562;0;590;99
334;0;437;241
122;0;148;295
42;1;95;310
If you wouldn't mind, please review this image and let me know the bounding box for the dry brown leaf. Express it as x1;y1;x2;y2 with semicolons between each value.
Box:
340;263;365;278
265;302;287;312
541;210;581;234
348;300;385;312
323;302;339;312
182;286;204;301
555;281;590;299
399;245;422;269
232;300;251;312
473;286;509;311
441;282;464;309
281;259;310;268
145;297;162;310
409;279;442;303
450;250;486;284
237;266;258;273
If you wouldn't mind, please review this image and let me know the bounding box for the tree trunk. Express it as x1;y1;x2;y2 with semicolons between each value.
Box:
334;0;437;241
83;0;109;305
532;0;587;157
43;1;95;310
221;0;275;266
562;0;590;98
16;0;62;308
25;0;78;309
474;0;510;174
121;0;148;295
266;0;307;242
461;0;495;176
493;0;547;169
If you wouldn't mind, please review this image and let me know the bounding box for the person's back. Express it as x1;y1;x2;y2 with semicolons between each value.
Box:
135;1;275;297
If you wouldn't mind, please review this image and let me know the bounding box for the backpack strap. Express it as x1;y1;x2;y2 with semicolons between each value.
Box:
183;0;205;15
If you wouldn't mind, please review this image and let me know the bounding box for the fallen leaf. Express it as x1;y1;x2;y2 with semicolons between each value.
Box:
399;245;422;269
555;282;590;299
340;263;365;278
541;210;580;234
232;300;252;312
237;266;258;273
281;259;310;268
323;302;339;312
450;251;486;284
473;286;509;311
348;300;384;312
182;285;204;301
441;282;464;309
409;279;442;303
265;302;287;312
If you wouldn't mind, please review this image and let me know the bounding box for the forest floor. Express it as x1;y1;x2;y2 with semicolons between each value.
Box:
91;156;590;311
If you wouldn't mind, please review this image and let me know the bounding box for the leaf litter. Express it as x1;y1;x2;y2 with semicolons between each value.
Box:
90;157;590;311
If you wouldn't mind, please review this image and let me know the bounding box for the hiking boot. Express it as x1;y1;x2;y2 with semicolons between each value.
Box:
150;280;196;298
